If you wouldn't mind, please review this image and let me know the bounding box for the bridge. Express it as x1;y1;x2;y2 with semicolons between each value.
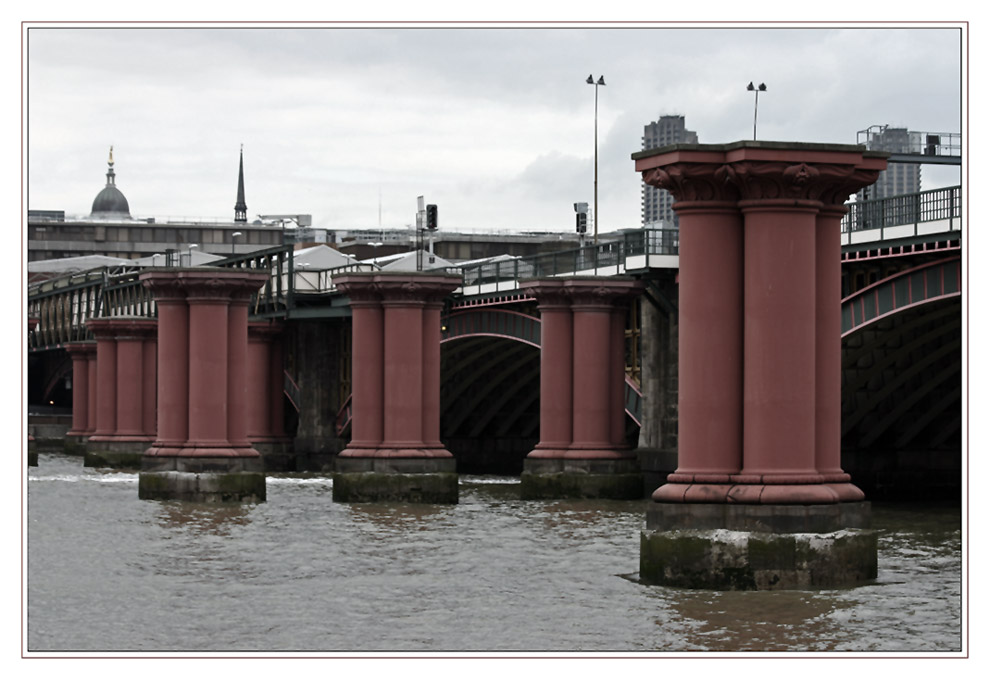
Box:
28;178;962;498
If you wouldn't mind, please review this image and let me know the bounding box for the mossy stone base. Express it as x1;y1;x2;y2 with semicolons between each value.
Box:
139;471;266;503
84;449;146;469
63;436;89;456
333;471;459;503
640;528;878;590
521;458;643;499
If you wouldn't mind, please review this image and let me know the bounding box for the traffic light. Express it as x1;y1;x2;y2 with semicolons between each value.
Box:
426;204;438;231
576;212;587;234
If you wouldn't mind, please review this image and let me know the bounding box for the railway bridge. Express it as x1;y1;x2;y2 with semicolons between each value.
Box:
27;164;961;503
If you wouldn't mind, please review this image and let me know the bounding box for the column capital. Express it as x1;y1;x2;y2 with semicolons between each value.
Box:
140;268;268;303
64;340;97;356
642;163;741;203
86;317;158;339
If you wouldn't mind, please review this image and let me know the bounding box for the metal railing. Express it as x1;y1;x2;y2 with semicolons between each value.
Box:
457;228;678;292
841;185;961;233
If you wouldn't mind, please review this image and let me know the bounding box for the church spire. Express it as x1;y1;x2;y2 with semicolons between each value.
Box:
234;145;247;223
106;145;117;186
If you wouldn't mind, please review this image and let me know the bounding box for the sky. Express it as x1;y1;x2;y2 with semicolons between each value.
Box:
24;22;964;235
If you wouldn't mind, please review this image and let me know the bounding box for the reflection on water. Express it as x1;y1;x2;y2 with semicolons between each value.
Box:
26;454;962;653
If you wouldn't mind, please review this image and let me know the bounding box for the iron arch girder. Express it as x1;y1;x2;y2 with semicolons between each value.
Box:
841;255;961;338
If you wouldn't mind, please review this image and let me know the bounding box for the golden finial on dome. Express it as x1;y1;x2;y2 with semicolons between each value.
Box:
108;145;114;166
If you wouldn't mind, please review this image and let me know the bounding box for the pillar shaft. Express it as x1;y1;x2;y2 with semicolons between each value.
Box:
142;337;157;437
673;203;744;479
65;343;95;436
347;300;384;449
226;297;251;447
570;302;614;449
610;308;629;448
532;284;573;452
383;301;425;448
154;297;189;448
187;298;229;445
92;335;117;437
114;336;145;436
422;302;444;448
740;201;821;479
816;205;847;479
86;351;98;434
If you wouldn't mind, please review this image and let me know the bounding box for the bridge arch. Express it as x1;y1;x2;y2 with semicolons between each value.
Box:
840;256;961;498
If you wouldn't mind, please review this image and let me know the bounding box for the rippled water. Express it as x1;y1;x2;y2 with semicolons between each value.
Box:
26;453;963;654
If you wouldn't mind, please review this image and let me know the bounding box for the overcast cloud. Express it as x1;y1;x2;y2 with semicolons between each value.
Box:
26;24;963;233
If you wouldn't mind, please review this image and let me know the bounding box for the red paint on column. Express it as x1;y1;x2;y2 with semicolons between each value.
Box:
610;308;629;448
114;333;145;436
816;206;847;481
527;281;572;456
246;324;273;440
671;203;744;479
570;298;613;450
422;301;444;448
382;301;425;448
226;295;251;448
89;323;117;438
344;296;384;450
187;298;229;446
151;294;189;451
142;336;157;438
65;343;94;437
86;350;98;435
740;201;821;479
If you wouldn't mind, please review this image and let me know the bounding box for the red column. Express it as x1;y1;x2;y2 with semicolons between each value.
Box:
65;342;95;437
86;349;98;435
738;201;822;483
142;336;157;439
114;328;147;437
247;323;274;441
382;298;425;449
88;321;117;439
148;284;188;454
422;299;445;448
186;289;229;447
525;281;572;457
569;290;615;454
609;307;629;449
226;292;252;448
338;288;384;451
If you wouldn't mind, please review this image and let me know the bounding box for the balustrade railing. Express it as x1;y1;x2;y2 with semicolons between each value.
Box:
842;185;961;233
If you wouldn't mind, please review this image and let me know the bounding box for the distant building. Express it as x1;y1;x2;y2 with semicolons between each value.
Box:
856;126;922;201
641;115;698;228
27;148;284;262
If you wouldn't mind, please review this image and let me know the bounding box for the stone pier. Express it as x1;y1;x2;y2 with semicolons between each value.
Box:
64;341;97;455
520;277;645;499
138;269;269;502
83;318;157;468
634;141;887;589
332;272;462;503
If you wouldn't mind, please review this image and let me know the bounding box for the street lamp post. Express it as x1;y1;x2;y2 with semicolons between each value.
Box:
747;81;767;140
587;74;605;244
231;231;243;256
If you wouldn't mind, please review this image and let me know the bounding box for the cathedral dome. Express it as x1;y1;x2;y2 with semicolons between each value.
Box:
89;146;132;219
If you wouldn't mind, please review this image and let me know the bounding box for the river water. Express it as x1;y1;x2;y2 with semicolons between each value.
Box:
25;452;963;655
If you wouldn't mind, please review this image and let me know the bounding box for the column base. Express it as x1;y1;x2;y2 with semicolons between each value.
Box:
63;434;90;456
138;454;266;502
640;501;876;590
85;438;154;469
252;438;295;472
333;455;458;503
521;457;643;500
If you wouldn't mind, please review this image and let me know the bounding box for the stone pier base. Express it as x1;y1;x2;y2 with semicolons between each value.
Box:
84;439;150;469
333;456;458;503
253;439;295;472
640;502;877;589
521;457;643;500
28;439;38;467
138;455;266;503
63;435;89;456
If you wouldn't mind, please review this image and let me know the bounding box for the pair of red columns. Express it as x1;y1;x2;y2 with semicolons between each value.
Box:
139;269;269;460
635;142;887;504
72;319;158;455
521;278;643;461
334;272;462;460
